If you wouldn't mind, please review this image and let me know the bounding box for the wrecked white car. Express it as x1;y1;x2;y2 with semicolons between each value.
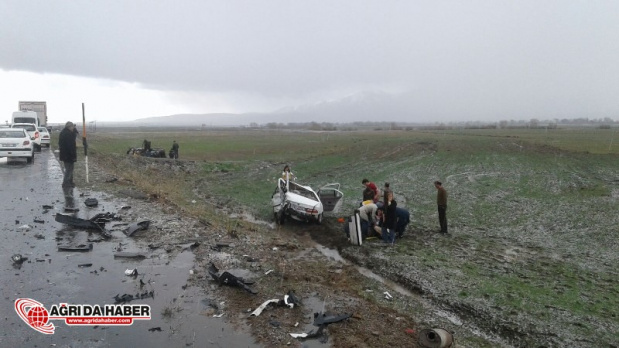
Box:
272;178;343;224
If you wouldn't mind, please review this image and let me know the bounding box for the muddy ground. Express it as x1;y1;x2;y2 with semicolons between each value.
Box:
64;139;618;348
58;152;508;348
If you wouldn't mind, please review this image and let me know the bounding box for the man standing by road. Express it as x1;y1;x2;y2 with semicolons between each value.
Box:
59;121;77;188
171;140;179;159
434;181;448;234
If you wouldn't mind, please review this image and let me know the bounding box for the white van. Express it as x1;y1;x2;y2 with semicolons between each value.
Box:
12;111;39;127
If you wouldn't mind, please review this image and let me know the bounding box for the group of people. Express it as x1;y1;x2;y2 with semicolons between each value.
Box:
347;178;448;244
141;139;180;159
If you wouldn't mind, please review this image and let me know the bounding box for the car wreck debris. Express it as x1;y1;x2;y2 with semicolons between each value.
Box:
114;252;147;259
208;263;258;294
55;213;112;239
58;244;93;252
313;312;352;326
290;325;326;340
84;198;99;207
125;269;138;277
114;291;154;304
290;312;351;342
11;254;27;264
418;328;454;348
126;220;150;237
250;290;301;317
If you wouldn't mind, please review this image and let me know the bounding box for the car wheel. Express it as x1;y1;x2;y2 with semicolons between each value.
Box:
316;213;323;225
27;152;34;164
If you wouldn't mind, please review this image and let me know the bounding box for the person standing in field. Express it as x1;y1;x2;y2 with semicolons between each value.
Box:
382;191;398;244
362;178;381;204
59;121;77;188
282;165;296;181
171;140;179;159
434;180;448;234
383;182;392;195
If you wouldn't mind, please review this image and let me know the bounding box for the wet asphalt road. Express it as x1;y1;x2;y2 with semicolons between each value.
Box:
0;150;257;347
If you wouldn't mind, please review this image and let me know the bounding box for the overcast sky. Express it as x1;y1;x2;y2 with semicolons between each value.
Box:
1;1;618;124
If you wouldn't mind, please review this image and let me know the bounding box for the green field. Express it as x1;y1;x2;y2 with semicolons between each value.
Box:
79;127;618;347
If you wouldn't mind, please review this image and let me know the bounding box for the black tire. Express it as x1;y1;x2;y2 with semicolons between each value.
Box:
26;152;34;164
316;213;323;225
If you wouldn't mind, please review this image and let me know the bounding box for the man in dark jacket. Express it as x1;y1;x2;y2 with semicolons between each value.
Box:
59;121;77;188
434;180;448;234
395;207;410;238
171;140;179;159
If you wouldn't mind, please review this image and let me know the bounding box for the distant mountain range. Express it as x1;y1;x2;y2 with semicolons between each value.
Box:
132;91;415;126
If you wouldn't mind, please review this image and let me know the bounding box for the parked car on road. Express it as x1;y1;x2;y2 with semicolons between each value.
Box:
10;123;41;151
0;128;35;163
37;127;50;147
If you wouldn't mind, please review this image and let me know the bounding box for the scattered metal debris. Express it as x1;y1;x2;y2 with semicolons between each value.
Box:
126;220;150;237
42;205;54;210
57;244;93;252
313;312;352;326
114;291;154;304
290;325;327;342
208;263;257;294
55;214;112;239
125;269;138;277
78;263;93;268
178;241;200;251
211;242;231;251
11;254;27;264
114;252;147;259
18;224;31;230
249;291;301;317
84;198;99;207
33;218;45;224
384;291;393;300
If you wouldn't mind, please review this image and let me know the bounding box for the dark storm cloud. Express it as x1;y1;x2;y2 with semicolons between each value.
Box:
1;0;619;121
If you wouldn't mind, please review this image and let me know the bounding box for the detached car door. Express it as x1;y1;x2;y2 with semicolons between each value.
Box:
317;183;344;212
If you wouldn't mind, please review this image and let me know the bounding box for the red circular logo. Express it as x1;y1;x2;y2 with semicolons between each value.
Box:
27;306;49;328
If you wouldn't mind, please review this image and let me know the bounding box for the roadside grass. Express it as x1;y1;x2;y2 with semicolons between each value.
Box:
80;127;619;346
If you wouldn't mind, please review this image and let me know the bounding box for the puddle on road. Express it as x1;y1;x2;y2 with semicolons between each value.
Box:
0;150;259;348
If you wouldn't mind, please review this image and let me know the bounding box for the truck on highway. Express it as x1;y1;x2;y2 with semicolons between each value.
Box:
12;111;39;127
18;101;47;127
